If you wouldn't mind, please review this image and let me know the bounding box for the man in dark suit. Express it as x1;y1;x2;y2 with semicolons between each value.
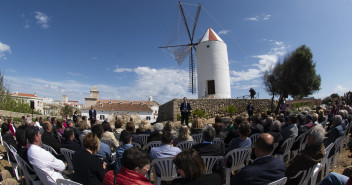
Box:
42;121;61;155
246;101;254;122
180;97;192;126
231;133;286;185
192;126;224;156
89;105;97;125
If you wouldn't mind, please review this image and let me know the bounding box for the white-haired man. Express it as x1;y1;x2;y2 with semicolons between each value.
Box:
285;124;325;185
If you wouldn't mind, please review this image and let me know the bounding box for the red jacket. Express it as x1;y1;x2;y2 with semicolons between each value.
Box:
102;167;152;185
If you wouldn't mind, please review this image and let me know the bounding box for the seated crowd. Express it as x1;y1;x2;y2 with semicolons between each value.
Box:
0;101;351;185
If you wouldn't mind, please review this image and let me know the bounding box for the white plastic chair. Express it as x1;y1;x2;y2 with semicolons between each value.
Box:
138;134;150;146
175;141;196;151
330;136;345;170
314;143;334;182
224;147;251;185
249;133;261;148
291;133;307;158
201;156;222;174
33;165;57;185
191;133;202;143
56;178;82;185
143;141;162;151
151;157;178;185
132;142;142;148
289;163;318;185
14;153;41;185
60;148;75;172
42;143;60;156
3;141;20;180
277;137;296;162
268;177;287;185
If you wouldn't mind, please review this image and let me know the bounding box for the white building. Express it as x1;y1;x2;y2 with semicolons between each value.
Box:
10;92;44;113
82;86;159;123
196;28;231;99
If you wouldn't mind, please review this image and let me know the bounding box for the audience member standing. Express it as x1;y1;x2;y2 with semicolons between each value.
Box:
7;117;16;137
180;97;192;126
231;133;286;185
247;102;254;122
26;126;65;185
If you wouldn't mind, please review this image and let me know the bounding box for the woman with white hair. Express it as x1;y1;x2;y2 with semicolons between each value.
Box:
147;122;164;143
285;124;325;185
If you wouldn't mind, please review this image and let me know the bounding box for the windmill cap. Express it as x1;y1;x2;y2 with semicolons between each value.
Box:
200;27;224;43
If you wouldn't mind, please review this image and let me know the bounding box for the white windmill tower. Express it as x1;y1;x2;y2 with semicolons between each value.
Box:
197;28;231;99
160;2;231;99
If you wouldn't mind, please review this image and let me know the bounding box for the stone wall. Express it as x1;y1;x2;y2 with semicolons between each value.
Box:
0;109;44;119
157;98;276;122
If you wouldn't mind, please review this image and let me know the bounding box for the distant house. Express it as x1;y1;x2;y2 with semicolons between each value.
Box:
10;92;44;113
82;86;159;123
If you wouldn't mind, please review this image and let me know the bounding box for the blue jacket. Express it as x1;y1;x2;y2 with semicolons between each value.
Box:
231;155;286;185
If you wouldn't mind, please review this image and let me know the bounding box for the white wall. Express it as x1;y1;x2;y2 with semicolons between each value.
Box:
196;40;231;99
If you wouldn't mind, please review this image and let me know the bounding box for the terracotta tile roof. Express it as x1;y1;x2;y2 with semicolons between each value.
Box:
11;93;37;97
82;102;153;112
98;99;159;106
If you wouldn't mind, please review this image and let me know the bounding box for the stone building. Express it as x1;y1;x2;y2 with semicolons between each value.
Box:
83;86;159;123
10;92;43;113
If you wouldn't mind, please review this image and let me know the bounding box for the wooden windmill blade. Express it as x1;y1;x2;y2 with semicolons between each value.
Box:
158;2;202;94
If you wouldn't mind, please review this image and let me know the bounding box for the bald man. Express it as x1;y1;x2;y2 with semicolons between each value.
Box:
231;133;286;185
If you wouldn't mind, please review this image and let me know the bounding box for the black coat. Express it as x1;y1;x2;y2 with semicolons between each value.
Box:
180;102;192;115
60;139;82;152
42;131;61;154
173;173;222;185
231;155;286;185
72;149;106;185
191;143;224;156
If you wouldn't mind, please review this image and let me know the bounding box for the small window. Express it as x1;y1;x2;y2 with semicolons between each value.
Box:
146;116;151;120
109;101;112;104
100;103;103;107
100;115;105;120
119;101;123;104
130;102;133;104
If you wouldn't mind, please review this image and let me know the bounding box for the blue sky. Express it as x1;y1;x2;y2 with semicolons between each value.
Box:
0;0;351;105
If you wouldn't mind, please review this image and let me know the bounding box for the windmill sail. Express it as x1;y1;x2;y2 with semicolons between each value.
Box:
159;2;201;94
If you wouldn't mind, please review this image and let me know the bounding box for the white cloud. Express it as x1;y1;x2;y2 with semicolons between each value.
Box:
67;72;88;78
6;66;197;104
246;17;258;21
218;29;230;35
334;85;348;94
245;14;271;21
113;67;134;73
0;42;11;60
230;41;287;86
35;11;50;29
